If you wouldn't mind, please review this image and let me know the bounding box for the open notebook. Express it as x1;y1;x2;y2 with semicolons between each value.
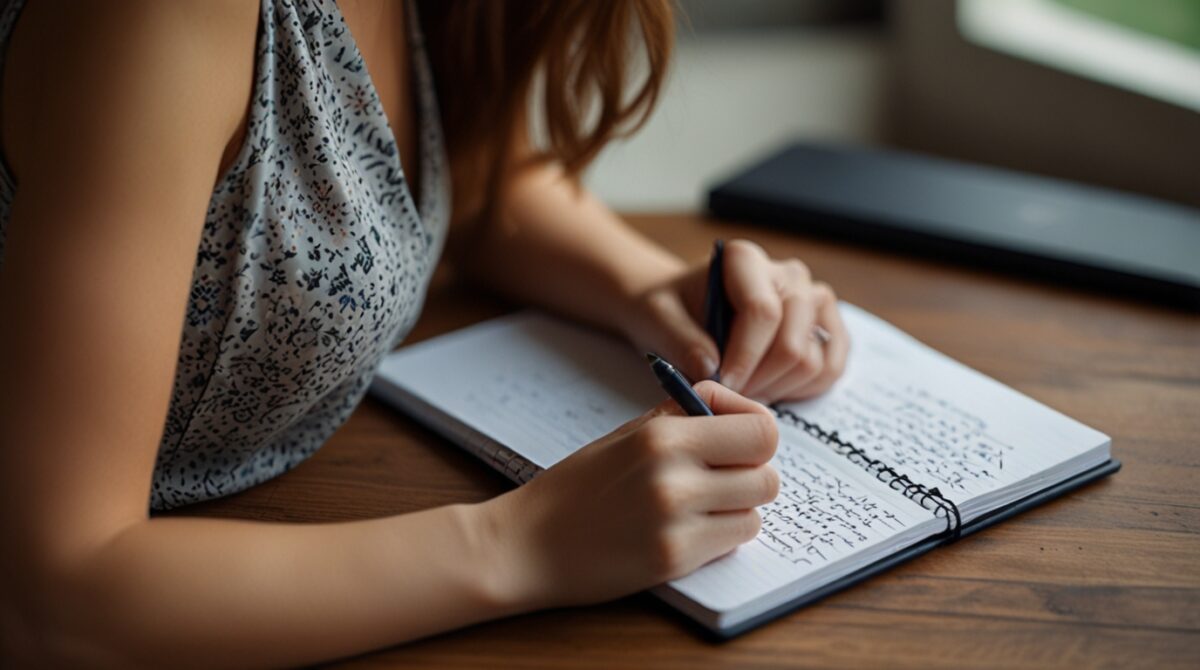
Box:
369;304;1117;637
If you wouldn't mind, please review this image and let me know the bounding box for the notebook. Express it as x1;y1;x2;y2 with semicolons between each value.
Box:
706;142;1200;310
369;303;1118;637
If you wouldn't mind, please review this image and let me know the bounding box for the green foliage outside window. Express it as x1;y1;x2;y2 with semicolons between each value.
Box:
1052;0;1200;51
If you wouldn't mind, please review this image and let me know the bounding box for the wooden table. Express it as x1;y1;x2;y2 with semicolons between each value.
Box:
180;215;1200;669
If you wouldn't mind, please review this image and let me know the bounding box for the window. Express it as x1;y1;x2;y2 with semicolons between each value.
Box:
958;0;1200;111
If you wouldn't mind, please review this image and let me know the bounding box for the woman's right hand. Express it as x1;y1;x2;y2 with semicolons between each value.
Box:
477;381;780;610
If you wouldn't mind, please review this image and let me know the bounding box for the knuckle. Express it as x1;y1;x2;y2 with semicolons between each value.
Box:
812;280;836;302
801;379;835;401
796;347;823;378
805;357;845;395
685;344;713;374
760;465;781;502
644;287;677;314
692;379;722;398
779;336;809;365
727;238;766;261
744;296;783;324
636;419;676;459
742;510;764;541
648;476;684;519
748;414;779;462
651;531;686;579
788;290;813;311
783;258;811;281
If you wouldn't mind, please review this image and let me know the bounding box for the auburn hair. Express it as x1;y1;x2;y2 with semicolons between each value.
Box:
416;1;675;226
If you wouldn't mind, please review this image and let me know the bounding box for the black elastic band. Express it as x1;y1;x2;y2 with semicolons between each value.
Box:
773;406;963;541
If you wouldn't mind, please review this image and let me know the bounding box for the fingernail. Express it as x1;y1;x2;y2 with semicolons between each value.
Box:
700;354;719;379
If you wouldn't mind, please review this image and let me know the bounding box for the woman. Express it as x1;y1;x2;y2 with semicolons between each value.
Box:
0;0;848;665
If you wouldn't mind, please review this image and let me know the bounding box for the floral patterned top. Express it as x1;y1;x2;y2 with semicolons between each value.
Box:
0;0;450;510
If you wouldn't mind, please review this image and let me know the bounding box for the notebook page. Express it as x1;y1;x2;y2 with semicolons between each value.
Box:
781;304;1110;517
376;313;662;468
667;421;936;614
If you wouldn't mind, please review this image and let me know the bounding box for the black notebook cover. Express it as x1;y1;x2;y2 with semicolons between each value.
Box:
707;142;1200;310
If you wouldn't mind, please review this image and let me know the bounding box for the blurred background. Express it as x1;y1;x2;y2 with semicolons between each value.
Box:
584;0;1200;211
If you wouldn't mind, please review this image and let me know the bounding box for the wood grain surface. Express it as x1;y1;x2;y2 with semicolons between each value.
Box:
173;214;1200;669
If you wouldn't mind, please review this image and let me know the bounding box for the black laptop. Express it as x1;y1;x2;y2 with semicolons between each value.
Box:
707;142;1200;310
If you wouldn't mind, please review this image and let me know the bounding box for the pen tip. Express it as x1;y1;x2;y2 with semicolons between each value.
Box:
645;352;658;363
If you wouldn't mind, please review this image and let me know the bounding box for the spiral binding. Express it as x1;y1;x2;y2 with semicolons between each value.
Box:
773;406;963;541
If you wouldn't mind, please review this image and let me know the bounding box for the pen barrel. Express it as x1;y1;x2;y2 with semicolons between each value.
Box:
672;389;715;417
649;357;715;417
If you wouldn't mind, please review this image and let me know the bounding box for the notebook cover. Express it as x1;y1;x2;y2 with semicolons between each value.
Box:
698;458;1122;639
707;142;1200;310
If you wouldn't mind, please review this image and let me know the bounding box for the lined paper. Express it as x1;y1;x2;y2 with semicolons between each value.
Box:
376;314;661;468
669;423;932;613
784;305;1109;504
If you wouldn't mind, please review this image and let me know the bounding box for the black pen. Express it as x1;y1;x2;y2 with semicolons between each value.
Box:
646;353;714;416
702;239;832;380
702;239;733;379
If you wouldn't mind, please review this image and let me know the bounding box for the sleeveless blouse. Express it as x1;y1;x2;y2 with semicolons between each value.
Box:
0;0;451;510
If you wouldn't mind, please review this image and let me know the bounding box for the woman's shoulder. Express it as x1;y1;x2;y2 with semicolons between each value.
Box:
8;0;261;62
2;0;260;184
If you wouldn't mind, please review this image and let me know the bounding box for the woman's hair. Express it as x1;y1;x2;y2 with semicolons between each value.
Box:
416;1;675;225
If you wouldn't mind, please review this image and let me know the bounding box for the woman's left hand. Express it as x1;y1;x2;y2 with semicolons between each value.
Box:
620;239;850;403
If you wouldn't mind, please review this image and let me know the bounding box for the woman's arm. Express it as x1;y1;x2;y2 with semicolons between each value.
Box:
463;163;851;402
461;163;687;328
1;4;780;665
0;3;506;665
